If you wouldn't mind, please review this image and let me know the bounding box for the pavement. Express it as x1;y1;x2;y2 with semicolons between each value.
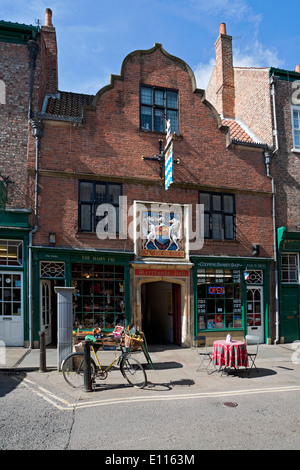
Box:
1;341;300;406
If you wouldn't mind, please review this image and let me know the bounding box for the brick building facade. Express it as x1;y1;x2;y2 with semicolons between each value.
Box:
1;10;275;348
207;23;300;343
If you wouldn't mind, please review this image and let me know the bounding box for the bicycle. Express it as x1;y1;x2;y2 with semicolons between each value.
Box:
61;334;147;389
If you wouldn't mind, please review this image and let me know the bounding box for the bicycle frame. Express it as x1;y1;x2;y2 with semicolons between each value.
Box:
90;344;123;376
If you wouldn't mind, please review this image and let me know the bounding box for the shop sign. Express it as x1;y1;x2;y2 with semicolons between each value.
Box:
208;286;225;294
135;268;189;277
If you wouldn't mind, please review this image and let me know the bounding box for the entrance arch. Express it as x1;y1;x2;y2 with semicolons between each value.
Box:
132;264;192;346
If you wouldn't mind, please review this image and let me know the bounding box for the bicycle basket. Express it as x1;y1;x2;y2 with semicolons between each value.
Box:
124;333;143;351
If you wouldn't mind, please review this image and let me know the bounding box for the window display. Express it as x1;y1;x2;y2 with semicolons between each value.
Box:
197;268;242;331
72;263;125;330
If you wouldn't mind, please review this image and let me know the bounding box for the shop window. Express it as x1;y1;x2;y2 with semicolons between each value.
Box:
78;180;122;233
0;240;23;266
140;85;178;134
281;253;299;283
199;192;235;240
72;263;125;330
197;268;242;331
0;273;22;316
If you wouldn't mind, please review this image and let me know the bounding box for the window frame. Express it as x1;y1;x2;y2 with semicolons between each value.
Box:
197;268;242;331
140;84;179;134
0;239;23;267
281;252;299;284
199;191;236;240
291;105;300;151
78;180;123;233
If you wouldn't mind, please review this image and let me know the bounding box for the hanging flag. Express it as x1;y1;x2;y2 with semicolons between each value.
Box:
165;140;173;190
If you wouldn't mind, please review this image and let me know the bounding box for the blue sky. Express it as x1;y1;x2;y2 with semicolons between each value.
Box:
1;0;300;94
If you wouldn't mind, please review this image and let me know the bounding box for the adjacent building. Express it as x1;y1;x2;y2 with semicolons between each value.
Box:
207;23;300;343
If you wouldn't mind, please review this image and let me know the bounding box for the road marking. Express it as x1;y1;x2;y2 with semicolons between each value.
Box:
13;377;300;411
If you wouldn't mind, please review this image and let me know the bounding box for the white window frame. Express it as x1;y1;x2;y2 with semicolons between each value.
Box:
0;240;23;267
281;252;299;284
291;105;300;152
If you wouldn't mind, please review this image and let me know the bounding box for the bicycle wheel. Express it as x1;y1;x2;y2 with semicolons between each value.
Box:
61;352;96;388
120;354;147;388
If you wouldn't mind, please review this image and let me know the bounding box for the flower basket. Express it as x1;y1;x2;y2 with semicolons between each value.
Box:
124;333;143;351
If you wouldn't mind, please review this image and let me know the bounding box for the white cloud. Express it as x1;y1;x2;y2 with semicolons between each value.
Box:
233;40;284;69
194;58;215;90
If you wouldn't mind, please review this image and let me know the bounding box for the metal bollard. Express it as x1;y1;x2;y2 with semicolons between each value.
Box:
39;331;46;372
83;340;93;392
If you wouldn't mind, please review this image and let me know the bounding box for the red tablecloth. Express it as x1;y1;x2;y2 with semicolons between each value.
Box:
212;340;248;368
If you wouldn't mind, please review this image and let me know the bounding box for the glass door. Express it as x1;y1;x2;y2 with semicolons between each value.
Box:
247;286;264;343
0;272;23;346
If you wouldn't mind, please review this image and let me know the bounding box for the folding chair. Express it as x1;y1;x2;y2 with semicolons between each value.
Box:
194;335;216;374
245;335;260;372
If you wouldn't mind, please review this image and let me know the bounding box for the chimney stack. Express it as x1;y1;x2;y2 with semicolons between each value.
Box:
45;8;53;27
215;23;235;118
295;65;300;73
41;8;58;94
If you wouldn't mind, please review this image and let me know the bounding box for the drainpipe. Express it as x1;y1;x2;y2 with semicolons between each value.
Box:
28;120;43;348
27;39;43;348
265;74;280;345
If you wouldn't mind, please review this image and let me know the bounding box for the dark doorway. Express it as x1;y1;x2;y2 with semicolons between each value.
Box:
141;281;181;345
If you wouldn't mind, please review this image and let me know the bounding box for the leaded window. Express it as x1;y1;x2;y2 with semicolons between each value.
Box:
78;181;122;233
199;192;235;240
140;85;179;134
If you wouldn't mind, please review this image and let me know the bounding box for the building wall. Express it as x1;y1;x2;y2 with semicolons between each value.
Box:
206;66;273;146
273;78;300;231
28;45;273;260
0;41;31;208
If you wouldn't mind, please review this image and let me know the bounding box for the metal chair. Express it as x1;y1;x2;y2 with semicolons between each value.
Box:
245;335;260;372
194;335;216;374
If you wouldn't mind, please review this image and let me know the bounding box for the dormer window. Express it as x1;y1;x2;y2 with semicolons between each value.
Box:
140;85;178;134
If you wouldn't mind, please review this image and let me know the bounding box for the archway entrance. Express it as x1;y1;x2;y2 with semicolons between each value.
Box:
141;281;181;345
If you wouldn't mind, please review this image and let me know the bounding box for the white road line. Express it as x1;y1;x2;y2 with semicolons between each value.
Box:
13;377;300;411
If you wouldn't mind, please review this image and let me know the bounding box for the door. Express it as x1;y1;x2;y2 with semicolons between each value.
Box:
0;272;24;346
172;283;181;346
280;286;299;343
247;286;264;343
40;280;52;345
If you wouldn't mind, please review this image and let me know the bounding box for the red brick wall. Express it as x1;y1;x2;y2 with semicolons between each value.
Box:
29;45;274;258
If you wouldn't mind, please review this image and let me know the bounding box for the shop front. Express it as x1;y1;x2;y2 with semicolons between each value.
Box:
32;247;133;347
278;228;300;343
0;211;30;346
192;257;272;345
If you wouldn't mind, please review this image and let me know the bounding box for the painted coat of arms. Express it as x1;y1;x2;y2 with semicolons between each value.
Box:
141;210;184;258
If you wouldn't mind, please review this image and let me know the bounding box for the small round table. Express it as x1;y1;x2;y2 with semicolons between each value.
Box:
212;340;249;369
